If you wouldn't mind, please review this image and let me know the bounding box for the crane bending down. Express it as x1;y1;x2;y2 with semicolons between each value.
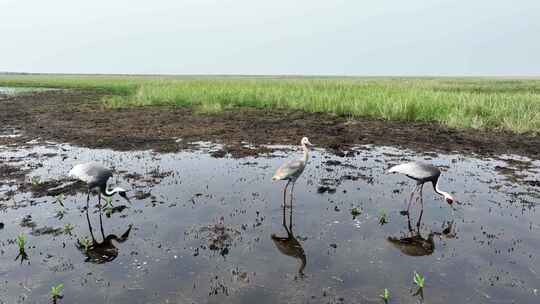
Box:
272;137;313;205
388;161;455;226
69;162;131;209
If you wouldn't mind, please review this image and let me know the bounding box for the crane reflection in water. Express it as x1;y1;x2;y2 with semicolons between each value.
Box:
77;207;132;263
271;192;307;278
387;214;456;257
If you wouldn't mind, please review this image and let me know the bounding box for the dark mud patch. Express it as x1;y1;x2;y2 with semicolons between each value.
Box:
103;205;129;218
134;190;152;200
317;178;339;194
187;219;242;257
324;159;356;168
20;214;37;229
317;185;337;194
123;168;174;187
31;226;64;237
0;161;87;198
148;167;174;180
15;179;87;198
19;215;65;236
525;180;540;187
493;157;540;186
1;90;539;158
0;164;29;182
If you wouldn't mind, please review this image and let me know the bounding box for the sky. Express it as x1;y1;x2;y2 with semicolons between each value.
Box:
1;0;539;75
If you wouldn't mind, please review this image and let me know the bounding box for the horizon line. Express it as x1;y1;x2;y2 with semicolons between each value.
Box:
1;71;540;79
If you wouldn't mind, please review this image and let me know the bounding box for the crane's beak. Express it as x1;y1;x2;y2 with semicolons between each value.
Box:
306;140;314;146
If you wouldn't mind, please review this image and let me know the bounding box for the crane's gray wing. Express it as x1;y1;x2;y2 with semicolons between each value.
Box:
388;161;440;181
272;159;305;181
69;162;112;186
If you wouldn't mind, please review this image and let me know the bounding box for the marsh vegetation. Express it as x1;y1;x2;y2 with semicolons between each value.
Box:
1;75;539;133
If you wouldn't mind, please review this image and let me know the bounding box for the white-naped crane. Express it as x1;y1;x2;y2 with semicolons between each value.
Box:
69;162;131;209
272;137;313;205
388;161;455;226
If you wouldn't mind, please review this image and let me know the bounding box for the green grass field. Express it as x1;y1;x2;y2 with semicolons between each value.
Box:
1;75;539;134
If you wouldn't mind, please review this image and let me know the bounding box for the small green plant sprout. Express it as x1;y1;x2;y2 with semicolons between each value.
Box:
380;288;390;303
413;271;425;288
30;176;41;187
55;209;67;220
351;207;361;219
15;233;29;263
379;210;388;225
50;283;64;301
79;237;92;252
16;234;26;251
103;206;112;218
104;196;113;207
63;223;74;235
54;194;65;207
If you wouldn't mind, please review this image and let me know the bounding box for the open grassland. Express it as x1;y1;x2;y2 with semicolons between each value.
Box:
1;75;539;134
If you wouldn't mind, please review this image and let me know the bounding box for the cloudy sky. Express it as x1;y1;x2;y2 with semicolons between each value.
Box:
1;0;539;75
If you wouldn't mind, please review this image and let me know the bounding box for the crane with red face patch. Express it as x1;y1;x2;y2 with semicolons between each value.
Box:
69;162;131;208
388;161;455;225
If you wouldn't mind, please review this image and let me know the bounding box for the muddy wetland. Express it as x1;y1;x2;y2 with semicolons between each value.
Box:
0;85;539;304
0;132;539;303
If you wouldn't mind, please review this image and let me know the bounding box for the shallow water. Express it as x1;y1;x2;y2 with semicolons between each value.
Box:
0;140;539;303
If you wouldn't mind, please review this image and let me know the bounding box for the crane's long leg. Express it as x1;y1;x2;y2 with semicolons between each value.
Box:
85;207;96;242
289;197;293;232
290;181;296;209
416;184;424;229
402;184;419;215
86;190;91;210
283;180;290;207
282;201;287;228
98;206;105;240
406;213;413;234
409;184;421;212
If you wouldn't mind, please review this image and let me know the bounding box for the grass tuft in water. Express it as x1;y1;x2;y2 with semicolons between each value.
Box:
351;207;361;219
79;237;92;252
55;193;65;207
63;224;74;235
16;234;26;251
379;210;388;225
413;271;425;288
104;196;113;207
380;288;390;303
55;209;67;220
50;283;64;302
15;233;29;263
30;176;41;187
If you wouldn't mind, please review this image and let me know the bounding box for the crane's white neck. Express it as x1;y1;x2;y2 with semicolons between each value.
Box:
434;180;451;200
302;142;309;163
101;186;123;197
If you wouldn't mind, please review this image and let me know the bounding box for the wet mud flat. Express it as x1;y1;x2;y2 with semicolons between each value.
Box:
0;90;539;159
1;136;539;303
